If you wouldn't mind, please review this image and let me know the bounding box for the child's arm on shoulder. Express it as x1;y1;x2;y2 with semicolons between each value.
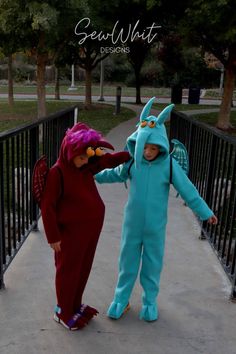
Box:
172;158;217;223
96;151;130;171
95;160;131;183
89;151;130;175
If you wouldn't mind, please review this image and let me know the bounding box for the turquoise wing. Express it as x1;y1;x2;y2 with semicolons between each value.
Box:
170;139;189;175
170;139;189;198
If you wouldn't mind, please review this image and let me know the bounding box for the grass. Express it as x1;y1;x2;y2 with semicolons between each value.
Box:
0;98;235;137
191;111;236;126
0;99;220;133
191;111;236;136
1;83;235;99
77;103;136;135
0;100;136;134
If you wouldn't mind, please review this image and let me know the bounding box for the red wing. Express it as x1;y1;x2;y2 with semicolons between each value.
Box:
32;156;48;207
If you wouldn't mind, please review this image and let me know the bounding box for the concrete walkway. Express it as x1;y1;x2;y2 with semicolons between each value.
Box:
1;114;236;354
121;101;236;117
0;91;236;107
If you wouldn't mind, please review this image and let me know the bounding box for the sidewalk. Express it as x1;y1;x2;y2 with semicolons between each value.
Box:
1;116;236;354
121;102;236;118
1;92;235;107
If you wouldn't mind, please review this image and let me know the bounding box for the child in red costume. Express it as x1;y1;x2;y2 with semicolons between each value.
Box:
41;122;130;330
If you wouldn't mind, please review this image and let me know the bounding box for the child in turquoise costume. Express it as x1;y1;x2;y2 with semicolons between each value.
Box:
95;97;217;322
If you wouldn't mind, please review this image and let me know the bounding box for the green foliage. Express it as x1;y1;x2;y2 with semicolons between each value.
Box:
27;3;58;32
0;0;82;54
157;33;220;88
92;54;132;83
180;49;219;87
181;0;236;64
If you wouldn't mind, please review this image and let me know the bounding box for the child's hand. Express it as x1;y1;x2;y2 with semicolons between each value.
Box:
50;241;61;252
207;215;218;225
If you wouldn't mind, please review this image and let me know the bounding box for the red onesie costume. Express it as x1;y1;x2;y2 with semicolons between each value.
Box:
41;122;130;330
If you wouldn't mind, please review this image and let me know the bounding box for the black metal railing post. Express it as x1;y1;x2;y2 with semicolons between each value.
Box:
0;106;77;287
114;86;122;115
0;142;5;289
0;199;4;289
232;277;236;301
30;126;39;231
52;118;60;164
200;134;218;238
170;111;236;300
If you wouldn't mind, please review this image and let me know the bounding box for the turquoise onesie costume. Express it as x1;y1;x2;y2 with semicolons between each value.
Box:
95;97;214;321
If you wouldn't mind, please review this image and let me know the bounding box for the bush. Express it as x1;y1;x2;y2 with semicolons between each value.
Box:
14;68;29;82
0;78;8;85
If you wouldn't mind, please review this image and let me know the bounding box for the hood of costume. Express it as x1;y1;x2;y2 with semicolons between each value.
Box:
58;122;114;167
41;121;130;246
126;97;172;167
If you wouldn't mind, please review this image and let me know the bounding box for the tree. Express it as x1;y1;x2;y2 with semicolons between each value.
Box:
71;0;170;106
157;34;185;87
25;1;81;118
127;29;158;104
85;0;162;104
0;37;15;107
157;36;219;88
0;0;29;107
73;40;109;108
0;0;82;118
72;3;113;108
180;0;236;130
122;1;162;104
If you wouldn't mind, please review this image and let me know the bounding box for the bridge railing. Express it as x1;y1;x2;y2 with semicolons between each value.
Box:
170;110;236;300
0;106;76;288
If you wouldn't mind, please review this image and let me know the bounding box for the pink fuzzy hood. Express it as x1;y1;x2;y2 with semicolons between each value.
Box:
58;122;114;164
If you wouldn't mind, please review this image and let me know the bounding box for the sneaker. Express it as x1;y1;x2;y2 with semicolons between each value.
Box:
79;304;99;321
53;312;87;331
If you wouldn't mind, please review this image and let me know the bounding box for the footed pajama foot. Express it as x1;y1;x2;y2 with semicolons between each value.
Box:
79;304;99;321
107;302;130;319
139;303;158;322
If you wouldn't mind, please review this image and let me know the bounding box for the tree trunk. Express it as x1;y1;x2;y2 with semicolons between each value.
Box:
55;66;60;100
36;53;47;119
135;82;142;104
134;67;142;104
35;33;48;120
85;69;92;108
8;54;14;107
216;65;235;130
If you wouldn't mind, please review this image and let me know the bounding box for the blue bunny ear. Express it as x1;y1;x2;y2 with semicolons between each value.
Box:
157;104;175;124
140;97;156;122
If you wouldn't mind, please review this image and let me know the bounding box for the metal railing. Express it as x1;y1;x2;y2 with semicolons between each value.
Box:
170;110;236;299
0;106;76;288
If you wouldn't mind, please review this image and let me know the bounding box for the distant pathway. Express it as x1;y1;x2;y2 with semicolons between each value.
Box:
1;91;236;118
120;102;236;117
